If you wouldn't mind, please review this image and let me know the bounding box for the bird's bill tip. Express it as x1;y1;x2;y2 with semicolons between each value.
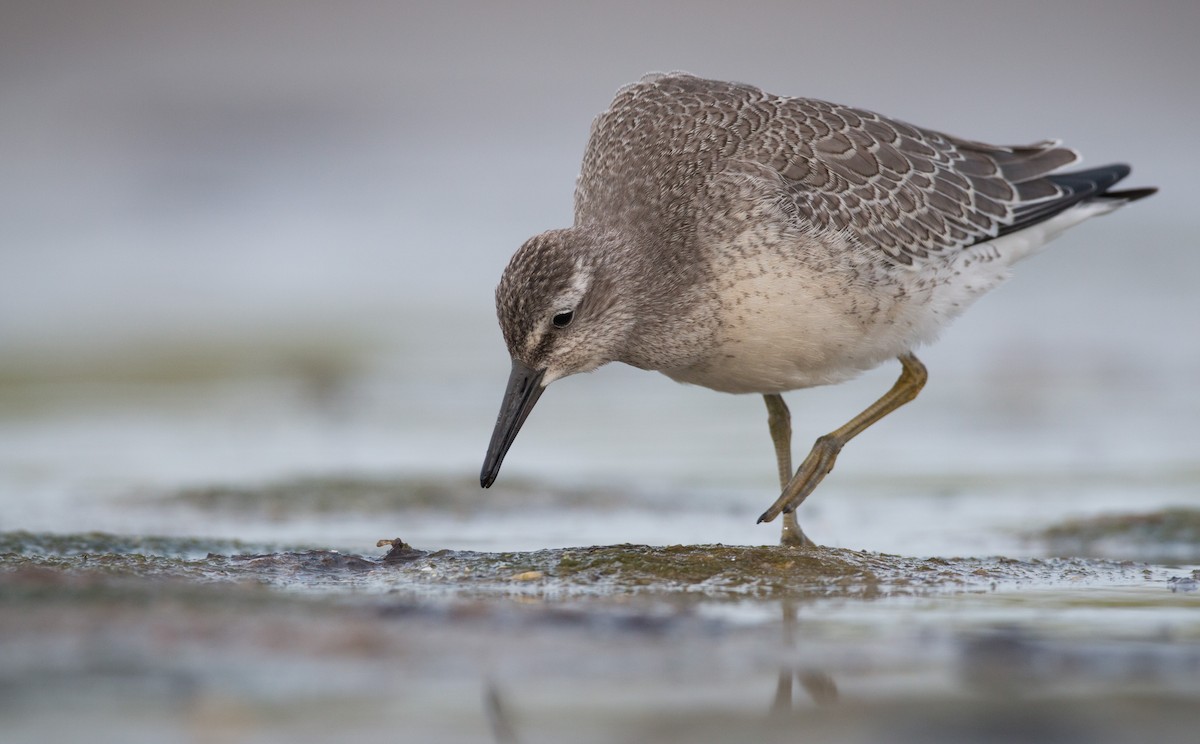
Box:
480;360;547;489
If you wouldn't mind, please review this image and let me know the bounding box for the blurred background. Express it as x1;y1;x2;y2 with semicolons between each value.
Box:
2;0;1197;552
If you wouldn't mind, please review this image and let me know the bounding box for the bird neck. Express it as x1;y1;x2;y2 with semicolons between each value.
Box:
601;229;718;373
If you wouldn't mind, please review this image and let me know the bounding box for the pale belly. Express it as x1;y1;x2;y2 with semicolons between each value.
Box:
652;203;1028;394
664;308;914;393
662;255;990;394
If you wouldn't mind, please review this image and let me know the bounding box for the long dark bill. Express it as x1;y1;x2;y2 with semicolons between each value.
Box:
480;359;547;488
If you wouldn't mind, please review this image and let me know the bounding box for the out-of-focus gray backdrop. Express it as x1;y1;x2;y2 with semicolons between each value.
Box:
2;0;1197;549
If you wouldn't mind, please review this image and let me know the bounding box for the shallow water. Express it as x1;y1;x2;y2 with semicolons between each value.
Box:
3;528;1198;744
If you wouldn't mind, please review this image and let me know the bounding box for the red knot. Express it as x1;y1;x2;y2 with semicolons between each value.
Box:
480;73;1155;546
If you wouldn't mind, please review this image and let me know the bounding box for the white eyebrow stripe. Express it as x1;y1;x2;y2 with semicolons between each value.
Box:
568;258;590;299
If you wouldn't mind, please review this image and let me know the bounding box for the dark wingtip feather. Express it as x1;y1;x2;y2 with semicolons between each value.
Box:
997;164;1154;236
1045;163;1131;196
1102;186;1158;202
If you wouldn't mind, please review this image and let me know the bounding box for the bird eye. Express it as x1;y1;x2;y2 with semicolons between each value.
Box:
551;310;574;329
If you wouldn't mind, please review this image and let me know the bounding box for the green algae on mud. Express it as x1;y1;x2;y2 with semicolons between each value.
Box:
369;543;1165;599
382;541;895;598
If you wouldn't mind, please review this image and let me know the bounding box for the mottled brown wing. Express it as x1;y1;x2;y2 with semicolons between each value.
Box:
746;92;1079;263
593;74;1080;265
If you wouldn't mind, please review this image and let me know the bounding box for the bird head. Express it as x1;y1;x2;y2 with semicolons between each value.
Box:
480;227;635;487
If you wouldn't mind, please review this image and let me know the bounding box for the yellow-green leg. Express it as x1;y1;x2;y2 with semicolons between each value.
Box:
759;353;928;525
763;393;814;547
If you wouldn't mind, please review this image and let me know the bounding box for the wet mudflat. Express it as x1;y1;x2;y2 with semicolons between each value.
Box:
2;476;1198;744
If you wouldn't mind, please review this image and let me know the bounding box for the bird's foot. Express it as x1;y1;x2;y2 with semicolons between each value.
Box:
758;434;842;524
779;511;816;547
